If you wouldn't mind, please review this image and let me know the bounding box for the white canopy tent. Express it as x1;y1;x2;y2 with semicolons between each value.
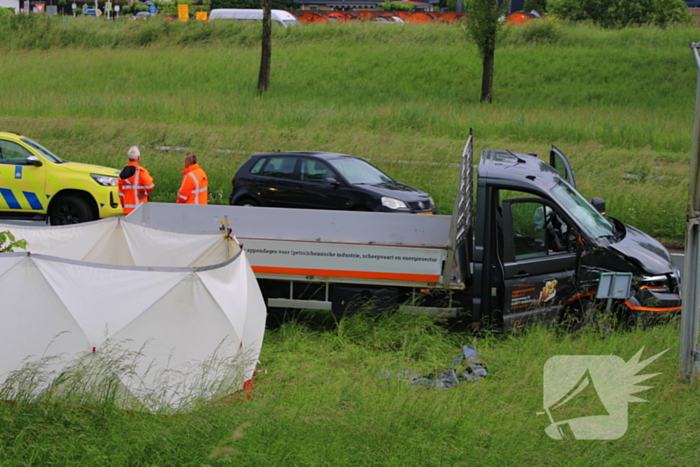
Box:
0;215;266;412
0;216;234;267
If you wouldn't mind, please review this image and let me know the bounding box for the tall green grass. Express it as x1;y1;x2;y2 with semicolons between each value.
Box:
0;17;694;245
0;313;696;465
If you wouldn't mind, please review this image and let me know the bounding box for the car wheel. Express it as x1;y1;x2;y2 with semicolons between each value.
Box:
234;198;260;207
49;195;94;225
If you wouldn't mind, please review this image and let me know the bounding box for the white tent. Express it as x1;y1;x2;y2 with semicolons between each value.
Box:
0;216;266;412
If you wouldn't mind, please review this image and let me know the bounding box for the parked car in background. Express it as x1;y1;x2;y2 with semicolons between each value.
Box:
133;11;151;19
229;151;436;213
0;132;123;225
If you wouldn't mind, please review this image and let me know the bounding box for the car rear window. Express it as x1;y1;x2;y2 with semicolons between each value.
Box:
260;156;297;180
249;157;266;174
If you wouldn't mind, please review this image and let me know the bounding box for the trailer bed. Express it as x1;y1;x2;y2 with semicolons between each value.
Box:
129;203;454;287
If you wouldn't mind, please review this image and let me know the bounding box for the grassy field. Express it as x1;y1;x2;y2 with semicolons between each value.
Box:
0;16;696;244
1;17;700;465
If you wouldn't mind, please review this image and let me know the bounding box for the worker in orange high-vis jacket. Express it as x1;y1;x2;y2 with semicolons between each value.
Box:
118;146;155;215
177;152;208;205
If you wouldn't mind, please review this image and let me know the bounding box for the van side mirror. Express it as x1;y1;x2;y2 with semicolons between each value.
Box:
591;197;606;215
26;156;43;167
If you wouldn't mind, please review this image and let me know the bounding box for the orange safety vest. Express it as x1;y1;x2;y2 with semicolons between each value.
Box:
118;162;155;215
177;163;208;205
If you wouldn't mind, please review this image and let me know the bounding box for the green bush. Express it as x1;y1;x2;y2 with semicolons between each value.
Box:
155;0;186;16
378;1;414;11
510;18;563;43
548;0;694;28
0;7;14;16
0;231;26;253
523;0;547;13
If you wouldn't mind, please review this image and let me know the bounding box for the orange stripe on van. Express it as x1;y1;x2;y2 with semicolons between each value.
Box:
565;290;597;305
624;301;681;313
252;266;440;283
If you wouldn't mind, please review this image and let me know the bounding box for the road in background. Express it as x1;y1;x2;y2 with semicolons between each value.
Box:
672;252;684;276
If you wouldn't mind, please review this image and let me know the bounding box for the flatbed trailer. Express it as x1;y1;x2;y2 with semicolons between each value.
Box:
128;204;467;314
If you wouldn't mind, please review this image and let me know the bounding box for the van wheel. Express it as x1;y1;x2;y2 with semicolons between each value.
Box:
49;195;94;225
558;298;588;332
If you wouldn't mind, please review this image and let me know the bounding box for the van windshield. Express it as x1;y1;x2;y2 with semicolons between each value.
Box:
550;180;615;240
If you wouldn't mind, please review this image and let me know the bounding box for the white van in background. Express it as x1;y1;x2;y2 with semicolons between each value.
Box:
208;9;298;27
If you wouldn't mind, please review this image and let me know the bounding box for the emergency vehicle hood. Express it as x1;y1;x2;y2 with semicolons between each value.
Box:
59;161;121;177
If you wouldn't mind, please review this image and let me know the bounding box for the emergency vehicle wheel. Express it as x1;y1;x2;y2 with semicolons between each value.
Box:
49;195;94;225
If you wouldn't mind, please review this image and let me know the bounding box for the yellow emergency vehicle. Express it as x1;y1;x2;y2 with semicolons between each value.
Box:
0;132;123;225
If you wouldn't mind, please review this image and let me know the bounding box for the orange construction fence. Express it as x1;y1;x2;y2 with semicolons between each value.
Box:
291;10;536;25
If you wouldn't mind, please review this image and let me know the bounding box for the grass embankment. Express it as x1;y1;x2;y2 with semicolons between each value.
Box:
1;19;699;465
1;314;698;465
0;17;695;244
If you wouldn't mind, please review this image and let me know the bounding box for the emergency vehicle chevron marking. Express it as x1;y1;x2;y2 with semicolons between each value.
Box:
23;191;43;210
0;188;21;209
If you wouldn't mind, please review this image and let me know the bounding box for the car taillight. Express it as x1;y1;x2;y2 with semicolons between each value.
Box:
231;175;236;186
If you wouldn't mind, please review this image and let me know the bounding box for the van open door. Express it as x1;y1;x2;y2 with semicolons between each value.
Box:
498;196;579;327
550;146;576;188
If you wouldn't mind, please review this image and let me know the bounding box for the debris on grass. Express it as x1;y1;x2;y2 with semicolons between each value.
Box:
382;345;487;389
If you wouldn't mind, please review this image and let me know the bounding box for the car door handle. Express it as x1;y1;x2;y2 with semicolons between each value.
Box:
513;271;530;278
